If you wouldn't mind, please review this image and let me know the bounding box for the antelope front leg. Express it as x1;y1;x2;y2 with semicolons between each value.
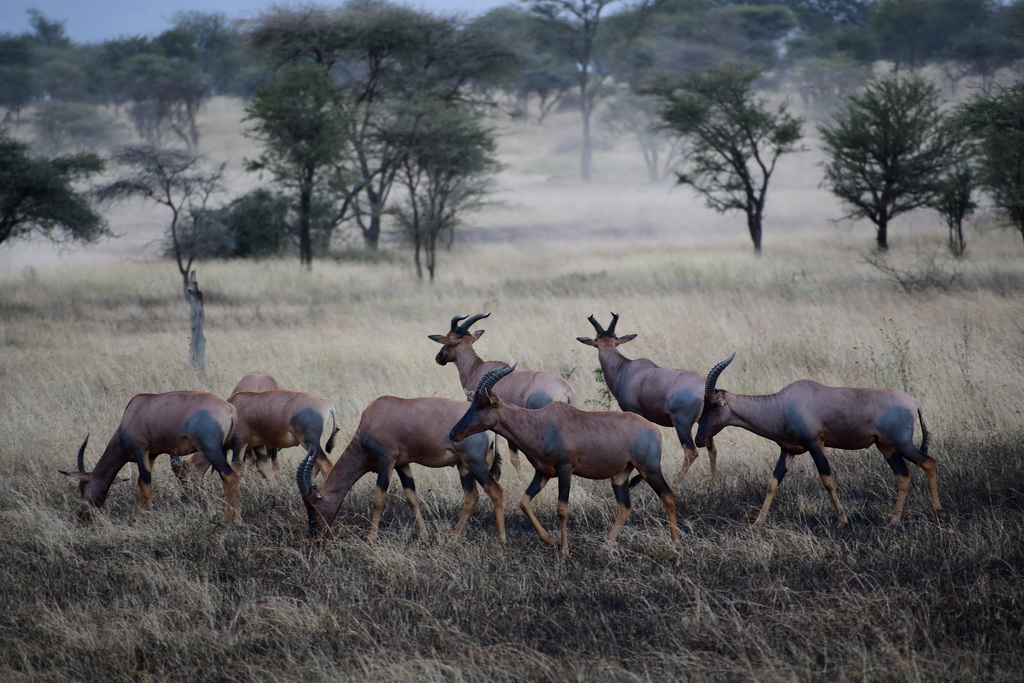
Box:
134;452;155;518
556;463;572;557
397;465;428;539
453;469;481;538
520;471;555;547
754;448;794;526
367;459;394;542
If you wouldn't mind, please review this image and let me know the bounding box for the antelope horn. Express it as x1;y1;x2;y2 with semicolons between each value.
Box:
448;315;468;333
77;434;90;472
296;445;316;495
704;353;736;396
475;363;516;396
586;314;606;336
456;312;490;335
606;311;620;335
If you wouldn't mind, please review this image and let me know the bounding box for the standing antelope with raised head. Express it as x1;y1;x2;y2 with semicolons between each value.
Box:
296;396;503;542
429;313;575;470
61;391;242;523
696;353;942;527
577;313;718;485
450;365;680;556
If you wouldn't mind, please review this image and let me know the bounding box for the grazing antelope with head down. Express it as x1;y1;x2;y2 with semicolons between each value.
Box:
696;353;942;527
186;389;338;480
429;313;575;470
61;391;242;523
229;370;281;472
296;396;503;541
577;313;718;485
450;365;680;556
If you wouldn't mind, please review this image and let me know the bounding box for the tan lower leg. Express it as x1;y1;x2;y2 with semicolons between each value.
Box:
520;493;555;547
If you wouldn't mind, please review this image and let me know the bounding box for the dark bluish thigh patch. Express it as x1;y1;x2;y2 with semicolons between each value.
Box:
874;406;917;454
185;410;230;475
291;408;326;446
525;392;553;409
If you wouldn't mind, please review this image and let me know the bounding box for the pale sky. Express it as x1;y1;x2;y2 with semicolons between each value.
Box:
1;1;515;44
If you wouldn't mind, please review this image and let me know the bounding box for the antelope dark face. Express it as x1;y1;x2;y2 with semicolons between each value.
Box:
428;313;490;365
449;391;497;443
576;312;638;350
695;391;729;448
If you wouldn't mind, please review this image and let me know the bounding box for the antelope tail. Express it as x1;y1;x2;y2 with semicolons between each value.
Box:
918;409;930;455
326;411;339;453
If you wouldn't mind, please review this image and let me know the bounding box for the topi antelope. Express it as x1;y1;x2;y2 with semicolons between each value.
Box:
450;364;680;556
296;396;503;542
61;391;242;523
696;353;943;527
186;389;338;481
171;371;283;479
577;313;718;485
429;313;575;470
228;371;281;475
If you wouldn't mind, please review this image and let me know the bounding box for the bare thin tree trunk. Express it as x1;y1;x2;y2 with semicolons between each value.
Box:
186;270;206;372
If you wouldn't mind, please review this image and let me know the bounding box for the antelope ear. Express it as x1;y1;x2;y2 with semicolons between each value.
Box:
59;470;92;482
616;334;638;345
712;392;728;406
576;336;597;347
428;334;447;344
472;330;485;341
464;389;474;400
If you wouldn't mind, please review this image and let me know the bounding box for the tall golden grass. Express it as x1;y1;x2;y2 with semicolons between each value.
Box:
1;99;1022;681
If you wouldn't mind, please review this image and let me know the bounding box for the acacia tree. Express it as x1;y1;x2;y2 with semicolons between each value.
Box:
244;2;515;251
0;130;108;248
953;83;1024;249
645;63;804;253
95;146;225;371
244;64;349;268
524;0;632;183
390;101;500;281
819;74;955;252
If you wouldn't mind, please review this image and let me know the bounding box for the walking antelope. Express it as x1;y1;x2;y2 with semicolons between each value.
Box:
61;391;242;523
450;365;680;556
186;389;338;480
429;313;575;470
296;396;503;541
696;353;943;527
577;313;718;484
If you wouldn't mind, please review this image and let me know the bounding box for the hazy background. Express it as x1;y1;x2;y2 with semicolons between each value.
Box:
0;0;508;43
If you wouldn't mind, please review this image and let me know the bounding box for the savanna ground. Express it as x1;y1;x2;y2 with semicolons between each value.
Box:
1;97;1023;681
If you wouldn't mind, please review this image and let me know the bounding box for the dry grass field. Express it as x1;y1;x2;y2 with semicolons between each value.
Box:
1;97;1023;681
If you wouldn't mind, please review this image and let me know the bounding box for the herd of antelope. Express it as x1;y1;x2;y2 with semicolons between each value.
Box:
62;312;943;555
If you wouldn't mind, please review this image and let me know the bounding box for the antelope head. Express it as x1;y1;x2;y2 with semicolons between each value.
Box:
695;353;736;448
58;435;96;522
428;313;490;365
576;312;638;349
450;364;516;443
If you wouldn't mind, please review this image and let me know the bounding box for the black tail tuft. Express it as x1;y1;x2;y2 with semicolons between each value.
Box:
489;439;503;481
918;409;930;454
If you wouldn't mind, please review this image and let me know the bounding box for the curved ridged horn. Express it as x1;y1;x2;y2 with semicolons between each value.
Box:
475;363;516;396
456;312;490;335
296;445;316;495
77;434;90;472
448;315;468;333
704;353;736;396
